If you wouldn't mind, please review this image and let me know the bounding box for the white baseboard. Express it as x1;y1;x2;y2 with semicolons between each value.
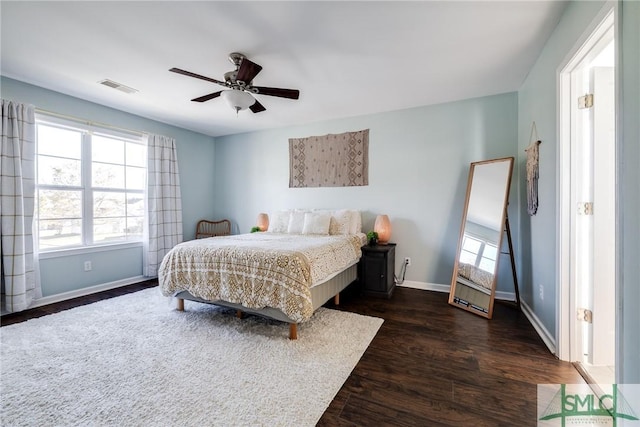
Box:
520;299;557;355
397;280;450;293
29;276;150;309
398;280;516;301
494;290;517;301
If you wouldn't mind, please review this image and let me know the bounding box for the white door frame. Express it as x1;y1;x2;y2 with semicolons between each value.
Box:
556;3;615;362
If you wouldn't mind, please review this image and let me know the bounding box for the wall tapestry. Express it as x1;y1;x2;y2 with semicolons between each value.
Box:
289;129;369;188
525;122;542;215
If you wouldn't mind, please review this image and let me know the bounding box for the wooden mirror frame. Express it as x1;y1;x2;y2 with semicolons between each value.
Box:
448;157;514;319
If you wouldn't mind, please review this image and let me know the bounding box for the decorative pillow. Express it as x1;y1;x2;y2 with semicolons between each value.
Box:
329;210;353;235
301;212;331;235
287;210;307;234
267;210;291;233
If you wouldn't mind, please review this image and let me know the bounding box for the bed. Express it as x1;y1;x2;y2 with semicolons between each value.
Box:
457;262;495;293
158;209;365;339
452;262;495;313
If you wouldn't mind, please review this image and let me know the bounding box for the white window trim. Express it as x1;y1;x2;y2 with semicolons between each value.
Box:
38;241;144;260
35;113;146;253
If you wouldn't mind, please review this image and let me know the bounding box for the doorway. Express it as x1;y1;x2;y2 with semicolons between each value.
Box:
558;10;616;387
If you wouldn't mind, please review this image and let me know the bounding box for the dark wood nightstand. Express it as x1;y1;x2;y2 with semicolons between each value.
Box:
359;243;396;298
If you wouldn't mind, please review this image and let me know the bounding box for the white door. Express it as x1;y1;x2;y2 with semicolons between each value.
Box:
589;65;615;368
558;9;616;386
575;63;616;373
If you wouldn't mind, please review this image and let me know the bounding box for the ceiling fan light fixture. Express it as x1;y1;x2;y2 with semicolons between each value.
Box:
221;90;255;113
170;53;298;114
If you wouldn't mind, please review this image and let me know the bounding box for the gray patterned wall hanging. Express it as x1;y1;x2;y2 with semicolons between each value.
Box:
526;122;541;215
289;129;369;188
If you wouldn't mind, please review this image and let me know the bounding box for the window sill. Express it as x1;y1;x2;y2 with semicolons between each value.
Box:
38;241;143;260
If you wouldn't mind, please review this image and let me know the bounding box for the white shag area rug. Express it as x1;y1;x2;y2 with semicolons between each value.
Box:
1;287;383;426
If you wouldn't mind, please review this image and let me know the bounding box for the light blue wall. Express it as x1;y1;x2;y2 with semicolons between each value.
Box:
1;78;519;297
213;93;519;290
518;0;639;382
39;247;142;296
517;0;607;340
618;0;640;385
1;77;216;297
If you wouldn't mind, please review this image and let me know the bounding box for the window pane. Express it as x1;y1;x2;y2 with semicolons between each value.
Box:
37;124;81;158
462;236;481;254
94;218;126;243
460;250;477;265
39;219;82;249
126;142;145;167
38;190;82;220
94;191;126;218
36;116;146;250
92;135;124;164
483;244;498;261
126;166;145;190
127;194;145;217
93;162;125;188
38;156;81;186
479;258;496;273
126;216;144;239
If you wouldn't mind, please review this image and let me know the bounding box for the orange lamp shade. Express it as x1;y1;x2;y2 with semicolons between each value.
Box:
256;213;269;231
374;214;391;244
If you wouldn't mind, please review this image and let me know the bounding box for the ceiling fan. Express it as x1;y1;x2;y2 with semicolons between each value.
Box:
170;52;300;114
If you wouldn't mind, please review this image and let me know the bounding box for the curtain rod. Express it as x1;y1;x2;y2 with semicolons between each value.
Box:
35;108;146;137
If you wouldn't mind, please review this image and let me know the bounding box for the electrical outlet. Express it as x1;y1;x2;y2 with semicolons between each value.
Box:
84;261;92;272
404;257;411;266
539;284;544;300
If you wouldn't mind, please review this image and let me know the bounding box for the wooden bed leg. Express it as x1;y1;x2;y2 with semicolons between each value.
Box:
334;293;340;306
289;323;298;340
176;298;184;312
236;310;244;319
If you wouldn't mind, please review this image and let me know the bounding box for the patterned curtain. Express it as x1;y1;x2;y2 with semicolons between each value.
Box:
0;99;41;312
144;134;183;277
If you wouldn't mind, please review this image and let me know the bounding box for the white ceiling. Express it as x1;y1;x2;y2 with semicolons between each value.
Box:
1;1;567;138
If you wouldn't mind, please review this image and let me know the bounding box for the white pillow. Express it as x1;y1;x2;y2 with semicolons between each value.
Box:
329;210;353;235
302;212;331;235
349;210;362;234
287;210;307;234
268;210;291;233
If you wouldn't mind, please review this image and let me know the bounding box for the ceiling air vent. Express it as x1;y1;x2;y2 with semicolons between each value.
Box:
98;79;138;94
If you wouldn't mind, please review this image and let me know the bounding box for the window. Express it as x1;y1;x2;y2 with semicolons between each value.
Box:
36;116;146;251
459;234;498;273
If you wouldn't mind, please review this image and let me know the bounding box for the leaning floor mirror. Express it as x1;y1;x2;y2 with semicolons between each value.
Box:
448;157;514;319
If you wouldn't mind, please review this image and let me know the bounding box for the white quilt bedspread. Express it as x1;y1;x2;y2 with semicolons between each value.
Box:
158;232;364;322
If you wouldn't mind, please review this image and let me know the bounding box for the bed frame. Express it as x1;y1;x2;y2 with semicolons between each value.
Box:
173;262;358;340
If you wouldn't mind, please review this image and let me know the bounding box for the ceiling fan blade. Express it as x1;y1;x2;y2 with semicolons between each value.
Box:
191;91;222;102
236;58;263;84
169;68;227;87
250;100;266;113
253;86;300;99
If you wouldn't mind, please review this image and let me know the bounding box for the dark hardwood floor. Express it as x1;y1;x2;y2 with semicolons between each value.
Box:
0;280;158;326
320;285;584;426
1;280;583;426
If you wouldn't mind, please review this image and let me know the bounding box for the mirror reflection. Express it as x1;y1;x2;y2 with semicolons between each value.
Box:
449;157;514;318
